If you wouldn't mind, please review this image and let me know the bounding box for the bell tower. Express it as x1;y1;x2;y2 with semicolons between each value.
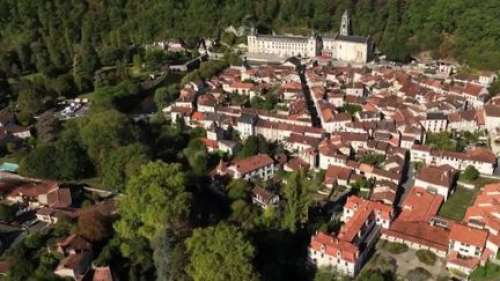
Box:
340;10;352;36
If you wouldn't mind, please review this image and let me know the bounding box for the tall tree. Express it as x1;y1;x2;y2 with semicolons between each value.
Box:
79;109;136;165
101;143;150;191
282;169;317;233
185;223;259;281
115;161;191;244
152;228;191;281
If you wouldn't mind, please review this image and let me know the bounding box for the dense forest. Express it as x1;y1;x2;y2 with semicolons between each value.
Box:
0;0;498;83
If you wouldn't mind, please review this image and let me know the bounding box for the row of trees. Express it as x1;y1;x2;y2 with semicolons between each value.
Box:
0;0;498;85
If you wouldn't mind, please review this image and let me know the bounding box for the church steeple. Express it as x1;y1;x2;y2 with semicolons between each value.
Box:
340;9;352;36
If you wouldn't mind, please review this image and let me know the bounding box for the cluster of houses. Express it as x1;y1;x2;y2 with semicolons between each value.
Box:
54;233;117;281
0;176;117;280
161;48;500;279
311;182;500;278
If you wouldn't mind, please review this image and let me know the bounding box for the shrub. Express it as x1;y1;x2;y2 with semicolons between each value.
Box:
461;166;480;182
407;267;432;281
382;241;408;254
416;249;437;265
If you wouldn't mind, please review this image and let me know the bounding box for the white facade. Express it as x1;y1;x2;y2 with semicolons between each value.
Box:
414;178;451;200
247;34;320;58
247;10;371;64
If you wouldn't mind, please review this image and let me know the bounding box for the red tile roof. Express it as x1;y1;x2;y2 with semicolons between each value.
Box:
93;266;114;281
416;165;455;188
7;181;59;199
324;165;353;184
309;232;359;263
382;221;450;252
449;223;488;248
230;154;274;175
447;250;480;270
398;187;444;223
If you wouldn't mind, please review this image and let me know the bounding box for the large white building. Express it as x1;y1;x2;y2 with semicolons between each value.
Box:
247;10;373;64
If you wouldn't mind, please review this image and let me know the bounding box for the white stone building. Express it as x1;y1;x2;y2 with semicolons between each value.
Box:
247;10;373;64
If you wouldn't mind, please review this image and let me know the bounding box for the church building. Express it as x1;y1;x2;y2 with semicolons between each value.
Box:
247;10;373;64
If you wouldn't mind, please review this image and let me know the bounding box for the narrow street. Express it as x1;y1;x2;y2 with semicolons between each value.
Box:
298;66;321;128
398;163;415;207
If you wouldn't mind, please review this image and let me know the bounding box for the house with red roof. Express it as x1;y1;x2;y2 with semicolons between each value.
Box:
6;181;72;210
415;165;457;200
446;223;489;274
54;234;93;281
324;165;354;188
214;154;276;181
410;144;497;175
309;196;394;277
381;187;451;257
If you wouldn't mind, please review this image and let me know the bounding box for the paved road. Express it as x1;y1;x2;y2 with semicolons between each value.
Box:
298;67;321;128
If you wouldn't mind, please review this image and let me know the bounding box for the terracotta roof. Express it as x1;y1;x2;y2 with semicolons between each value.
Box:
197;94;217;106
463;84;485;97
57;252;88;271
251;186;276;204
57;234;92;253
398;187;443;223
93;266;114;281
285;157;311;172
309;232;359;263
464;183;500;235
382;221;449;252
447;250;480;270
7;181;59;199
466;147;497;164
47;188;72;208
449;223;488;248
484;105;500;117
230;81;255;90
230;154;274;175
324;165;353;186
416;165;455;188
191;111;205;121
201;138;219;149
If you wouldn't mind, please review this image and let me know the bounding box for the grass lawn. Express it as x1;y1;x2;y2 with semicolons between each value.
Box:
470;177;500;188
470;262;500;281
438;186;478;220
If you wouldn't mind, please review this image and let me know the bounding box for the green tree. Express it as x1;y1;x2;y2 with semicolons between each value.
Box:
183;139;208;177
153;228;191;281
54;135;93;180
461;165;480;182
19;145;59;179
185;223;259;281
115;161;191;244
16;88;44;123
154;86;178;110
80;109;136;165
238;135;269;158
101;143;150;191
282;170;317;233
0;204;16;221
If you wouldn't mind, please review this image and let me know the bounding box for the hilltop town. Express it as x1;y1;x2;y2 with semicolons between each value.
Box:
163;40;500;280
